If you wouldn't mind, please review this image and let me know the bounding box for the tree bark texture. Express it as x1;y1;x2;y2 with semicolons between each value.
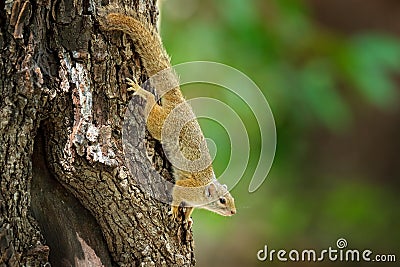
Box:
0;0;194;266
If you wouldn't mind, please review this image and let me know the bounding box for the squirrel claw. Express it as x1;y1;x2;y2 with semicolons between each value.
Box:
170;206;179;221
185;217;193;228
126;77;138;85
126;77;140;92
169;206;193;227
126;77;154;101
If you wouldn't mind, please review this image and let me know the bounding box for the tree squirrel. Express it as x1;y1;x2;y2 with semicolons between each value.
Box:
100;10;236;223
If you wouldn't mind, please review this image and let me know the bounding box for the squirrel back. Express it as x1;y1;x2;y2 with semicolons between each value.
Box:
100;10;212;174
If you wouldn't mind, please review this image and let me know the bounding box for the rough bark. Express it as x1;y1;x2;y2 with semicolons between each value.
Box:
0;0;194;266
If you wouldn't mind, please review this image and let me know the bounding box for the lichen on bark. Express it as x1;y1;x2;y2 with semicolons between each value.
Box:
0;0;195;266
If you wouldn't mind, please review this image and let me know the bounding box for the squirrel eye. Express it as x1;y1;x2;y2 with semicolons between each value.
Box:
219;197;226;204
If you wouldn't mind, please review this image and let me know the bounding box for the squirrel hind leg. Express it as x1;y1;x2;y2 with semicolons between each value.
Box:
126;78;166;140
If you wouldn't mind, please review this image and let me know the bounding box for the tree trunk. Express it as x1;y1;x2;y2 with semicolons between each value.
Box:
0;0;194;266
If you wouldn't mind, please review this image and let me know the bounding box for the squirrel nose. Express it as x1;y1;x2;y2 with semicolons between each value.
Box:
231;209;236;215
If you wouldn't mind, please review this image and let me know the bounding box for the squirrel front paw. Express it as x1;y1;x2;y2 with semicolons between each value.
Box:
169;205;180;221
169;205;193;227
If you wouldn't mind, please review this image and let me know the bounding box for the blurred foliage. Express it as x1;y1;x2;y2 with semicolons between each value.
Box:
162;0;400;130
161;0;400;266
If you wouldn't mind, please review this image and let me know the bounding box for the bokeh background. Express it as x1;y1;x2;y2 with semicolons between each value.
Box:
160;0;400;266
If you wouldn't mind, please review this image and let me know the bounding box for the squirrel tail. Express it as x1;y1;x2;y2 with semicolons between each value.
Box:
100;11;171;76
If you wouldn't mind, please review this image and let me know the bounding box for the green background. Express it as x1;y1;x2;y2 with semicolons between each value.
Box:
161;0;400;266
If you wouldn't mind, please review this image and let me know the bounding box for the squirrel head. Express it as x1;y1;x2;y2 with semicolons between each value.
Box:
172;168;237;216
202;181;236;216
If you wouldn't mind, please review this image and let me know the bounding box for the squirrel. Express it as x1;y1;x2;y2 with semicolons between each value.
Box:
99;9;236;224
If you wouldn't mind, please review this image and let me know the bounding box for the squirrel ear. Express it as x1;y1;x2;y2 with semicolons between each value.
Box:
205;183;217;198
222;184;228;190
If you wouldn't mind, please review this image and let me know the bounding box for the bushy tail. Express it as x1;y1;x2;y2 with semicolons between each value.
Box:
100;11;171;76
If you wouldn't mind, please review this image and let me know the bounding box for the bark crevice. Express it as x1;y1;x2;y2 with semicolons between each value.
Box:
1;0;195;266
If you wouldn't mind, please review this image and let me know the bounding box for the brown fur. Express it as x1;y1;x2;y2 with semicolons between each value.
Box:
100;9;236;222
